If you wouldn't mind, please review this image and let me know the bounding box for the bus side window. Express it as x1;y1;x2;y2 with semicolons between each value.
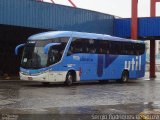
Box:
123;42;127;55
115;41;120;55
97;40;104;54
67;38;87;55
137;43;145;55
141;44;145;54
106;41;110;54
109;41;115;54
125;43;130;55
87;39;96;54
97;40;110;54
67;39;76;56
136;43;140;55
133;43;136;55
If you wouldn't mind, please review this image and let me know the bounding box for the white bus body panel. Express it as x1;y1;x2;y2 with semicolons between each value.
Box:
20;71;80;82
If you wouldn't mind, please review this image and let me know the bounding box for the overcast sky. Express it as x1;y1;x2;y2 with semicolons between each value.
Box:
44;0;160;18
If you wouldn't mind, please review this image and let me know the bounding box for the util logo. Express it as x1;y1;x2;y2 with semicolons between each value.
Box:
125;56;141;71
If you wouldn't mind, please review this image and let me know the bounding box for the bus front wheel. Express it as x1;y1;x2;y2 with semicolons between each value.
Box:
120;71;129;83
42;82;50;86
99;80;109;84
65;72;74;86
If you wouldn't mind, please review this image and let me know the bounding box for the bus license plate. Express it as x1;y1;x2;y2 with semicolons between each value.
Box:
28;77;33;80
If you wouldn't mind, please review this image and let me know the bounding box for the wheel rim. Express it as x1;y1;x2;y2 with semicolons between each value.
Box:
68;75;72;81
67;74;73;85
123;72;128;82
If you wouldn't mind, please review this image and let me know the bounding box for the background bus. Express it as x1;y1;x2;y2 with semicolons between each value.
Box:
15;31;146;85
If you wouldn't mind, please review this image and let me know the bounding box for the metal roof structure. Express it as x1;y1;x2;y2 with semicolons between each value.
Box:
0;0;114;35
1;0;160;39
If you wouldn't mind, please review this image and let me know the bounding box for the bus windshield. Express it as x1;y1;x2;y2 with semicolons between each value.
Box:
21;37;69;69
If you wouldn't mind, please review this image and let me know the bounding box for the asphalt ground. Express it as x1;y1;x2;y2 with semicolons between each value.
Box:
0;72;160;120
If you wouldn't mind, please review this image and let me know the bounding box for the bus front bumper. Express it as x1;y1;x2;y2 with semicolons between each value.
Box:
20;72;49;82
19;71;68;82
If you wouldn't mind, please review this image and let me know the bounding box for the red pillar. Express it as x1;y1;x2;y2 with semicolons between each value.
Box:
50;0;55;3
151;0;156;16
131;0;138;40
68;0;77;7
150;0;156;78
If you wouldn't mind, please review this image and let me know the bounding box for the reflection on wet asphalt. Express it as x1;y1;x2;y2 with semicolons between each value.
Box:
0;74;160;119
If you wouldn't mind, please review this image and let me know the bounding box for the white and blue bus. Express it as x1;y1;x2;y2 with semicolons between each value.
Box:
15;31;146;85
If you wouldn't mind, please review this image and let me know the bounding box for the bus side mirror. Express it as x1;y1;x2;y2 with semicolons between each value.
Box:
15;43;25;55
44;43;61;54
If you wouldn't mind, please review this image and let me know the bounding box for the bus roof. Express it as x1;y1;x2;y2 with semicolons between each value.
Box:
28;31;144;44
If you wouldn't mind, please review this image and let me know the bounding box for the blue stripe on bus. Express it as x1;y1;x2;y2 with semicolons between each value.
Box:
104;54;109;68
104;55;118;68
97;54;104;77
109;55;118;66
97;54;118;77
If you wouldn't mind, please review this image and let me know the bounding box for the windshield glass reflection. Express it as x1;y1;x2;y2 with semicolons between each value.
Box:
21;37;69;69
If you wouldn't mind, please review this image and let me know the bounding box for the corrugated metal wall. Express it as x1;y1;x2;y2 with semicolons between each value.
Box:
139;17;160;37
114;17;160;38
0;0;114;35
114;18;131;38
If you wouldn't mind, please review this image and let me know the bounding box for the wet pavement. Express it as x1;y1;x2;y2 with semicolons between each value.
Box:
0;72;160;119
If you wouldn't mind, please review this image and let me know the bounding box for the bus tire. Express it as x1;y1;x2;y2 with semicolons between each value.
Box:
99;80;109;84
42;82;50;86
120;71;129;83
65;72;74;86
